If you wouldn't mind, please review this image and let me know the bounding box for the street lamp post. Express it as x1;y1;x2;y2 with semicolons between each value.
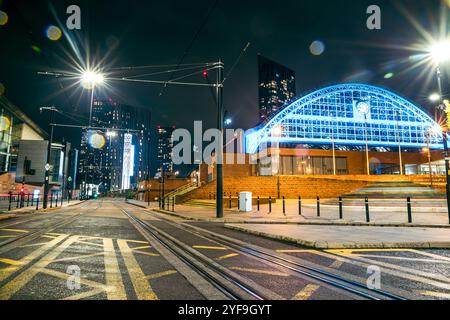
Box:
435;65;450;219
216;59;224;219
41;106;57;209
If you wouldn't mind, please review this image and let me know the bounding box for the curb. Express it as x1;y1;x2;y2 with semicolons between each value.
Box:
224;224;450;249
1;200;87;215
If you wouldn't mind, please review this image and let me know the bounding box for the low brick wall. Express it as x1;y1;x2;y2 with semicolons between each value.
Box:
180;175;373;200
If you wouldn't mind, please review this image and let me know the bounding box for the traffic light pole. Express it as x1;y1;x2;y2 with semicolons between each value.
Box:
436;65;450;224
43;108;56;209
216;59;224;219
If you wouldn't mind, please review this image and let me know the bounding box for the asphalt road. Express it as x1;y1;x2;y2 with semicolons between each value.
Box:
0;199;448;300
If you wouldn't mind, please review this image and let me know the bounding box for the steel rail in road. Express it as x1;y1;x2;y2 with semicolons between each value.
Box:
121;208;268;301
142;208;408;301
0;202;93;254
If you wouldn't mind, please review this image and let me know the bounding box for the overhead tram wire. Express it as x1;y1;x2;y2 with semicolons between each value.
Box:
158;0;220;97
109;62;217;71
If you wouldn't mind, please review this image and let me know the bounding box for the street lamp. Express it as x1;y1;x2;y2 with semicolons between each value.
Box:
429;40;450;223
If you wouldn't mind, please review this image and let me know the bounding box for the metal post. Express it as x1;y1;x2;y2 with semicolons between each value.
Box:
36;197;39;210
268;196;272;214
27;194;30;207
282;196;286;215
8;192;12;211
216;59;224;219
339;196;343;219
55;192;58;208
172;197;175;212
317;196;320;217
298;195;302;215
436;65;450;224
365;197;370;223
43;108;55;209
407;197;412;224
257;196;260;212
50;192;53;208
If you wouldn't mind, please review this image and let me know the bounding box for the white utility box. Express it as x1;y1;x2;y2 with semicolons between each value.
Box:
239;192;253;212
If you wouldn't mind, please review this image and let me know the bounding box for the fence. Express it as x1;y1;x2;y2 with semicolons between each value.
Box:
0;191;79;212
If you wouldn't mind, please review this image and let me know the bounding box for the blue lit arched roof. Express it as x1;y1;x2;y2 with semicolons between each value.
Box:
245;83;444;154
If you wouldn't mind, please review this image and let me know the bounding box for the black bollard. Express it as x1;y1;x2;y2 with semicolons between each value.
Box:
407;197;412;224
365;197;370;223
36;197;39;210
8;192;12;211
172;197;175;212
229;195;232;209
269;196;272;214
339;196;344;220
257;196;260;212
298;195;302;216
316;196;320;217
282;196;286;216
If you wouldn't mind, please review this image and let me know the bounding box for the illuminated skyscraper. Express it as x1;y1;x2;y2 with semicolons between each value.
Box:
258;55;296;122
156;126;174;176
78;99;151;193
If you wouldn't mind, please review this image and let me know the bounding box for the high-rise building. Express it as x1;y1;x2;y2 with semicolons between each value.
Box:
258;55;296;122
156;126;174;176
78;99;151;194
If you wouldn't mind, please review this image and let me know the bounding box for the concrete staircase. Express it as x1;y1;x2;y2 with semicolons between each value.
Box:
183;199;217;208
342;181;445;199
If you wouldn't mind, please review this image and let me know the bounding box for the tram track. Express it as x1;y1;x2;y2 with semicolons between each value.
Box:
125;204;408;300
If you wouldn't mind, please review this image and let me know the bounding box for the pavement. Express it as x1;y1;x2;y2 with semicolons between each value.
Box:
127;199;450;227
127;199;450;249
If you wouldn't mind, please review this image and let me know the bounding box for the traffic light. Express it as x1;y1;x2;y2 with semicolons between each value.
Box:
202;70;208;78
20;187;25;194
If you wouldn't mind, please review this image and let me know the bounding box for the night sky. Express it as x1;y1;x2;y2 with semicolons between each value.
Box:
0;0;448;174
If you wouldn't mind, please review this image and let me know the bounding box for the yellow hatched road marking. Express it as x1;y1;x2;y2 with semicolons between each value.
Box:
0;258;23;266
133;250;159;257
0;236;16;239
131;245;152;251
40;268;109;290
52;252;105;263
126;240;149;244
230;267;290;277
216;253;239;261
0;235;78;300
276;249;318;253
146;270;177;280
117;239;158;300
353;255;450;264
103;238;127;300
193;246;227;251
314;251;450;291
0;234;68;283
329;260;344;269
293;284;320;300
0;229;29;233
62;288;105;301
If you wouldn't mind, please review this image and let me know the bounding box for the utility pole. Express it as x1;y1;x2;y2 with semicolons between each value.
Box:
216;59;224;219
436;66;450;223
42;107;56;209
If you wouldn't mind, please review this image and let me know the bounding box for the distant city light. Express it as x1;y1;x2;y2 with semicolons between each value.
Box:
225;118;232;125
0;11;8;26
384;72;394;79
429;93;441;102
106;131;117;137
309;40;325;56
430;41;450;64
31;45;42;53
45;25;62;41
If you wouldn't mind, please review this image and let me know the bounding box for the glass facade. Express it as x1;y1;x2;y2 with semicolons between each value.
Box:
246;84;443;154
278;156;348;175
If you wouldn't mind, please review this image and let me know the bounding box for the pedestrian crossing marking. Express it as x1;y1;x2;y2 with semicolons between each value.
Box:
293;285;320;300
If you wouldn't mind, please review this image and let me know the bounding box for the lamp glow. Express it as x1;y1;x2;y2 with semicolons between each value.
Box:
429;93;441;102
430;41;450;64
81;71;105;89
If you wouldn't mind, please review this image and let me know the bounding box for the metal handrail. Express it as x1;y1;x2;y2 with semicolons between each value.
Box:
165;182;198;198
